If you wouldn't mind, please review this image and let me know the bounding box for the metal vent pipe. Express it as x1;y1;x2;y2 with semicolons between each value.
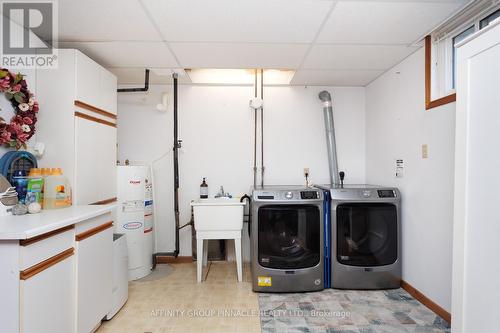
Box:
319;90;340;186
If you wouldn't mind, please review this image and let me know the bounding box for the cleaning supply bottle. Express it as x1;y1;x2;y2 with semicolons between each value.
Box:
200;177;208;199
26;168;44;205
43;168;72;209
12;170;28;204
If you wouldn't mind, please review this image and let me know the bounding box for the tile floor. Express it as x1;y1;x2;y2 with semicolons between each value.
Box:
259;289;450;333
98;262;450;333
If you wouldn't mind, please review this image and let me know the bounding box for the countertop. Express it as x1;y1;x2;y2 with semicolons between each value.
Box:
0;204;116;240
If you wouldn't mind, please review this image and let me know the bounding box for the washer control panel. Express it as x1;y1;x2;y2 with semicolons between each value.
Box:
253;188;321;201
300;191;319;199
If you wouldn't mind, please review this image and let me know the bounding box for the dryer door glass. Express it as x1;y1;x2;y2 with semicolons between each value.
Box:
258;205;320;269
336;203;397;266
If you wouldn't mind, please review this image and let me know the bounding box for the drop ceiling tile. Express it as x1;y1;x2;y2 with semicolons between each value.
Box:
170;43;309;69
58;41;179;68
109;68;190;85
141;0;333;43
317;1;466;44
302;44;419;70
53;0;162;41
290;69;383;86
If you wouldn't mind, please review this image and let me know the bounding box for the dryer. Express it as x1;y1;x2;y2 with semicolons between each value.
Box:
251;186;324;292
317;184;401;290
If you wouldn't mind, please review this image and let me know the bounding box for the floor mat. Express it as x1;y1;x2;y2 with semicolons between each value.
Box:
258;288;450;333
135;264;173;283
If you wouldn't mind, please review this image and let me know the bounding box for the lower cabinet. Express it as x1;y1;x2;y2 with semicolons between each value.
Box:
75;220;113;333
20;250;75;333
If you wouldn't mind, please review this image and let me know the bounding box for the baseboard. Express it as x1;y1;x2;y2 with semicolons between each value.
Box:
401;280;451;323
155;255;193;264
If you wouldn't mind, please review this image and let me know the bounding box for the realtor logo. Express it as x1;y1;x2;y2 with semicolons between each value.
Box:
1;1;58;68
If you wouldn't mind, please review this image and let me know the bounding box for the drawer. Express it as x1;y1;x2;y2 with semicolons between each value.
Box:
19;225;75;270
75;212;113;237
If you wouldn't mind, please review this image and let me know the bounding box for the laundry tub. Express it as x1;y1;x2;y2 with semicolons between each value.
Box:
191;198;245;282
191;198;245;231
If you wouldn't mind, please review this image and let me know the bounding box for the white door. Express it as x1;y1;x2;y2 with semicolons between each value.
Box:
76;228;113;333
20;255;75;333
75;117;117;204
453;21;500;333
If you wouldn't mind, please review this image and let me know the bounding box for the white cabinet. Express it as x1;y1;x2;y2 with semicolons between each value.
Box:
74;118;117;205
75;217;113;333
17;227;76;333
20;253;75;333
452;21;500;333
99;69;118;115
36;49;117;205
76;52;117;114
75;52;101;110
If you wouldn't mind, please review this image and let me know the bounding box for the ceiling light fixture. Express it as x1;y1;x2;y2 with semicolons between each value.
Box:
185;68;294;85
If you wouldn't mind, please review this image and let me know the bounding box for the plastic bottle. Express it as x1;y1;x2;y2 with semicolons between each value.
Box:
26;168;44;205
200;177;208;199
43;168;72;209
12;170;28;203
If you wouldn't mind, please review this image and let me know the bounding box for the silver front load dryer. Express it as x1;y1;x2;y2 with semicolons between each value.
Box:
251;186;324;292
317;185;401;290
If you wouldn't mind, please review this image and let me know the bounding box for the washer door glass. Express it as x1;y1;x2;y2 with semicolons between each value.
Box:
258;205;320;269
336;203;397;267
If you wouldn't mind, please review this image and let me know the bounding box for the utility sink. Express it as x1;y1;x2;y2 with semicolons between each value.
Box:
191;198;245;231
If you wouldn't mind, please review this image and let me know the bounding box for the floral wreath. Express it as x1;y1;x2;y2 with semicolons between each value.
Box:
0;68;39;149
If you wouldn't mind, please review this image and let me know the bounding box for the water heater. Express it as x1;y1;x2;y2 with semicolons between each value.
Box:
116;165;154;280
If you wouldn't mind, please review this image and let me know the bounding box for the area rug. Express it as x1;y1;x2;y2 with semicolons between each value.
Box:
258;288;450;333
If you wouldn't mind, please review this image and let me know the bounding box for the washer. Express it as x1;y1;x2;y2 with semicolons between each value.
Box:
251;186;324;292
316;184;401;290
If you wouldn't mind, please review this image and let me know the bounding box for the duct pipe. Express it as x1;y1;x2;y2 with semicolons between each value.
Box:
319;90;340;186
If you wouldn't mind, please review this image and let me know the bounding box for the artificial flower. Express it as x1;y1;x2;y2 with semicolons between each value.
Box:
21;124;31;133
18;103;30;112
11;84;21;93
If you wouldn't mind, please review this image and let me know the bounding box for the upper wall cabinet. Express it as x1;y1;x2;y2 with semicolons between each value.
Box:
75;51;117;114
36;49;118;205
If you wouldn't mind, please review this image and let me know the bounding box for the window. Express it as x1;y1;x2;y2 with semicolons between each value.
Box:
451;7;500;89
452;26;475;89
427;3;500;109
480;8;500;29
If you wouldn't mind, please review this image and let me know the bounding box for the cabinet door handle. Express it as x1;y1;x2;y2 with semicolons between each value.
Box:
75;221;113;241
20;248;74;280
19;224;74;246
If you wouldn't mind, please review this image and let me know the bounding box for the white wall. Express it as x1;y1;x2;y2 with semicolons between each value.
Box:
365;48;456;311
118;84;366;259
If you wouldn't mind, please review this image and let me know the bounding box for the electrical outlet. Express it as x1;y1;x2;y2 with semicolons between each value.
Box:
422;144;429;159
304;168;310;176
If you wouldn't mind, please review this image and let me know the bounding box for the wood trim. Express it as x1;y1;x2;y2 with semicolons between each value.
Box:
19;225;74;246
425;35;457;110
155;255;193;264
401;280;451;323
74;100;117;120
75;111;116;128
75;221;113;242
20;248;74;280
91;197;117;205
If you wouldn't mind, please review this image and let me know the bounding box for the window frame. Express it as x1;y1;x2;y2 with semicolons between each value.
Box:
426;3;500;110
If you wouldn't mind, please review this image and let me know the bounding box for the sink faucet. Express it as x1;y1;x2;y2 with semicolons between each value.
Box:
215;186;232;198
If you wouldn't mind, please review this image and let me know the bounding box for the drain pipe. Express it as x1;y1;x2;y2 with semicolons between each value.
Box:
253;70;258;188
260;69;265;188
172;73;180;257
319;91;340;186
